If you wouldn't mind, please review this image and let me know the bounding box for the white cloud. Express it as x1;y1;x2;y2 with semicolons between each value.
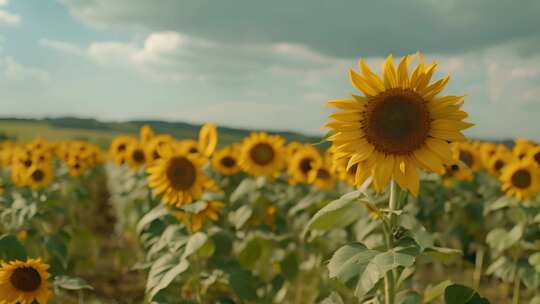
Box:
0;57;50;82
43;31;348;84
0;10;20;26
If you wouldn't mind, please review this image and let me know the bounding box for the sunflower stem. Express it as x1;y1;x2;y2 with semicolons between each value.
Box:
512;271;521;304
384;180;398;304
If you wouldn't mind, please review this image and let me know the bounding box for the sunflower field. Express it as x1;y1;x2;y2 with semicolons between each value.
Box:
1;54;540;304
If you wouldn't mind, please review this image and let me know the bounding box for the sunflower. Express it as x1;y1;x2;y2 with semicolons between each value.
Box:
513;138;536;160
109;136;137;165
526;145;540;169
239;132;286;177
0;258;51;304
479;142;499;168
443;162;473;182
308;164;336;190
487;149;513;176
452;142;482;171
145;134;174;162
140;124;155;145
286;141;305;159
25;163;54;189
287;145;323;185
500;160;540;201
198;123;218;157
324;53;472;195
175;200;225;232
211;145;241;176
177;140;201;156
126;143;147;169
147;149;217;207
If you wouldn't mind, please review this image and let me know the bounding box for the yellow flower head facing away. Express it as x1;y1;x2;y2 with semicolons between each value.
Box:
500;160;540;201
0;258;52;304
198;122;218;158
324;53;473;195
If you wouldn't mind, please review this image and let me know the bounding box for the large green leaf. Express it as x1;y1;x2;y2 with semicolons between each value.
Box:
423;280;453;303
396;290;422;304
54;276;93;290
486;225;523;252
444;284;489;304
228;205;253;230
136;205;169;236
327;243;379;285
304;191;365;236
149;259;190;299
183;232;209;259
230;178;257;202
319;292;345;304
0;234;27;260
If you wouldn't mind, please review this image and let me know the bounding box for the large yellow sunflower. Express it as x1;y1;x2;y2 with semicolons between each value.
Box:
0;258;51;304
325;53;472;195
500;160;540;201
211;145;241;176
147;149;217;207
239;132;286;177
287;145;323;185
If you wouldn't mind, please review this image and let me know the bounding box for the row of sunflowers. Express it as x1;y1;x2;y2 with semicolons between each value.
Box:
1;53;540;303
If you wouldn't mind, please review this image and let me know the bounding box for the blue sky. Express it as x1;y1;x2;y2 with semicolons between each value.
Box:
1;0;540;140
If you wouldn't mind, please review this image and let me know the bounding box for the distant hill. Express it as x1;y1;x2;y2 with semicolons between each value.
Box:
0;117;323;148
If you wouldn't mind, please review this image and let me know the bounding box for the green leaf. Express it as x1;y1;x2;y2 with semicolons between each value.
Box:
54;276;93;290
529;252;540;272
136;205;169;236
0;234;27;260
149;259;190;299
424;280;453;303
356;240;418;298
444;284;475;304
328;243;379;285
304;192;365;236
230;178;257;202
396;290;422;304
228;205;253;230
319;292;345;304
183;232;208;259
280;252;299;280
486;256;516;283
422;247;462;264
227;267;259;300
239;238;262;269
486;225;523;252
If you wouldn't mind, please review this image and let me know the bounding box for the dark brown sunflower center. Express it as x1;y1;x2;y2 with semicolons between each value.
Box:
317;169;330;180
10;267;41;292
23;159;32;167
518;152;526;160
117;144;126;152
511;169;532;189
299;158;313;174
189;147;198;154
167;157;197;190
133;150;145;163
364;89;430;155
534;152;540;166
494;160;505;172
450;164;460;172
152;150;161;160
459;151;474;168
74;162;81;169
220;156;236;168
31;169;45;182
348;164;358;177
250;143;275;165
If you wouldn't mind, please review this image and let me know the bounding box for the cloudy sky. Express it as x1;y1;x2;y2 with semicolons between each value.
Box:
1;0;540;140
